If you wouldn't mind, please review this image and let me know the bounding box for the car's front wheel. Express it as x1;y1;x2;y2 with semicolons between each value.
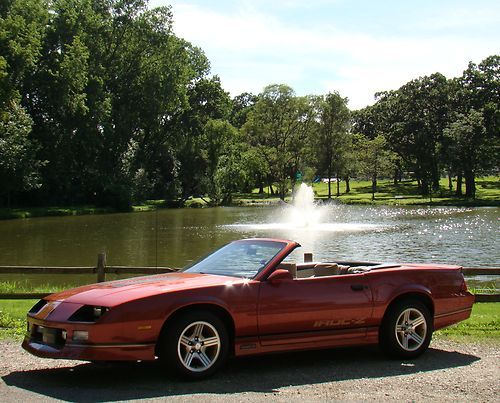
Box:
380;299;433;359
159;310;228;379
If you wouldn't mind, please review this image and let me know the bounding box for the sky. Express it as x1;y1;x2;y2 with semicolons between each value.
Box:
149;0;500;109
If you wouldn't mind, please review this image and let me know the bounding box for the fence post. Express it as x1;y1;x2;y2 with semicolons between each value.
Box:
97;252;106;282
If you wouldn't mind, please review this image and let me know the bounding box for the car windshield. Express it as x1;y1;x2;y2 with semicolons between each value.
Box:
183;240;287;279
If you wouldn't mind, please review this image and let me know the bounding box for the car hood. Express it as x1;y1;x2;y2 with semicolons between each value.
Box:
46;272;243;306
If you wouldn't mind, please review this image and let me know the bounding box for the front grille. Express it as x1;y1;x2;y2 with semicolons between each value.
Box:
31;324;66;348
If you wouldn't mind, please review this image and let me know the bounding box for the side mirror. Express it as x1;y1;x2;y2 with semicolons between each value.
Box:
267;269;293;283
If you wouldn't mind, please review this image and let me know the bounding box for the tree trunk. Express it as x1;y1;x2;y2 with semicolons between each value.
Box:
345;176;350;193
464;171;476;199
372;174;377;201
456;175;463;196
447;171;452;191
336;174;340;197
327;168;332;199
421;177;429;196
278;181;286;200
432;168;440;191
258;182;264;194
221;193;232;206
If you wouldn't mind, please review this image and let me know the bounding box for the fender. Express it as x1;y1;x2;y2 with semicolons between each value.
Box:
373;283;434;322
159;291;258;339
388;283;433;304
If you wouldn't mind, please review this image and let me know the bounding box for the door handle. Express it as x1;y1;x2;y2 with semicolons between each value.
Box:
350;284;365;291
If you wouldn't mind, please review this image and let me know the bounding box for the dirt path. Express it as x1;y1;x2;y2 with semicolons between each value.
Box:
0;338;498;402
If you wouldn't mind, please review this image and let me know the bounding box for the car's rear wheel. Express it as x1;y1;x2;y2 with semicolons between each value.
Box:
159;310;228;379
379;299;432;359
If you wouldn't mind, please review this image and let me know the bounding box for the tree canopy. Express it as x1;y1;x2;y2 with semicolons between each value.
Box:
0;0;498;207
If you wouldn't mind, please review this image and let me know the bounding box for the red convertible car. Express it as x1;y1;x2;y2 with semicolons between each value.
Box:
23;238;474;379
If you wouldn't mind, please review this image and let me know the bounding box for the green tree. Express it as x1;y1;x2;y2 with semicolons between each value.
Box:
3;0;213;207
240;146;270;193
311;92;350;198
201;119;239;204
355;134;397;200
230;92;257;128
175;76;232;202
0;102;42;206
0;0;49;108
443;110;496;198
243;84;315;199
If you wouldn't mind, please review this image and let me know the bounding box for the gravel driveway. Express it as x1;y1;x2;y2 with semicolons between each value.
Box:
0;338;498;402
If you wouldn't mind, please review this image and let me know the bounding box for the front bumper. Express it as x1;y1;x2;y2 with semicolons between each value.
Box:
22;317;156;362
22;338;156;361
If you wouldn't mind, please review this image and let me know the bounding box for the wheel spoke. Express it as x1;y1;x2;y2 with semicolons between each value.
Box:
184;352;195;367
192;323;204;338
403;310;410;323
402;334;409;349
197;351;212;368
396;324;405;332
411;316;425;328
396;333;404;346
202;336;219;347
409;331;423;346
180;336;191;348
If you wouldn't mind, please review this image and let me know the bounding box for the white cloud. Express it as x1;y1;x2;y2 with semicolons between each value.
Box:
154;1;499;109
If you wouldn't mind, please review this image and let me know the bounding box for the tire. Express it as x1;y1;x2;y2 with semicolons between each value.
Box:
379;299;433;359
158;310;229;379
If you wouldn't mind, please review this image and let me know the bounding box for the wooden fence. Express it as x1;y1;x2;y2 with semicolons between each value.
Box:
0;253;498;302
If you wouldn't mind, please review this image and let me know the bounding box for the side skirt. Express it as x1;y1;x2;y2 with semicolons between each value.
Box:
234;327;379;357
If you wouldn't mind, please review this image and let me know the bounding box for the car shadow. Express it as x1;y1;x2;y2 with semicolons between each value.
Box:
2;345;480;402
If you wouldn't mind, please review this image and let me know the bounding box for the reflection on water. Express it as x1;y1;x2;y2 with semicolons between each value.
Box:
0;204;498;272
227;223;379;232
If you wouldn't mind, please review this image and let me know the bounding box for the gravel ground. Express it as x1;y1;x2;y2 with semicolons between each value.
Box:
0;338;498;402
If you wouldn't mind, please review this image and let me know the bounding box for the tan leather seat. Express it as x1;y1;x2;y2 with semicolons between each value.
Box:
314;263;340;276
278;262;297;278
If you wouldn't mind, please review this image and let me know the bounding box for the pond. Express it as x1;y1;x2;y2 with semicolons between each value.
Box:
0;204;498;288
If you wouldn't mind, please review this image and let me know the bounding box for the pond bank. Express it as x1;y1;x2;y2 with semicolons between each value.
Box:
1;194;499;221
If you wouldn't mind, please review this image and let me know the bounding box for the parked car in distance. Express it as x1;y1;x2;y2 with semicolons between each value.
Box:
23;238;474;379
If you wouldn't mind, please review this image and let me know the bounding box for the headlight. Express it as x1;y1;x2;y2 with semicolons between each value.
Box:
29;299;48;314
68;305;110;322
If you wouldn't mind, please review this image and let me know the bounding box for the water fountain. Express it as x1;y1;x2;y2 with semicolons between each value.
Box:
230;183;377;233
287;183;325;228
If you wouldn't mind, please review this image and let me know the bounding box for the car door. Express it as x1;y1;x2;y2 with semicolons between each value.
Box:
257;273;373;346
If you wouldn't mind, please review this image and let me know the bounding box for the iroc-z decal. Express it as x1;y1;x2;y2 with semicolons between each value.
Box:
313;318;366;327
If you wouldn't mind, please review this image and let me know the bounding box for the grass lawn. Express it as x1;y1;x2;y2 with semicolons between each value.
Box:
0;281;69;294
1;299;498;342
239;176;500;207
0;299;36;339
1;177;498;221
434;302;500;341
316;176;500;206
